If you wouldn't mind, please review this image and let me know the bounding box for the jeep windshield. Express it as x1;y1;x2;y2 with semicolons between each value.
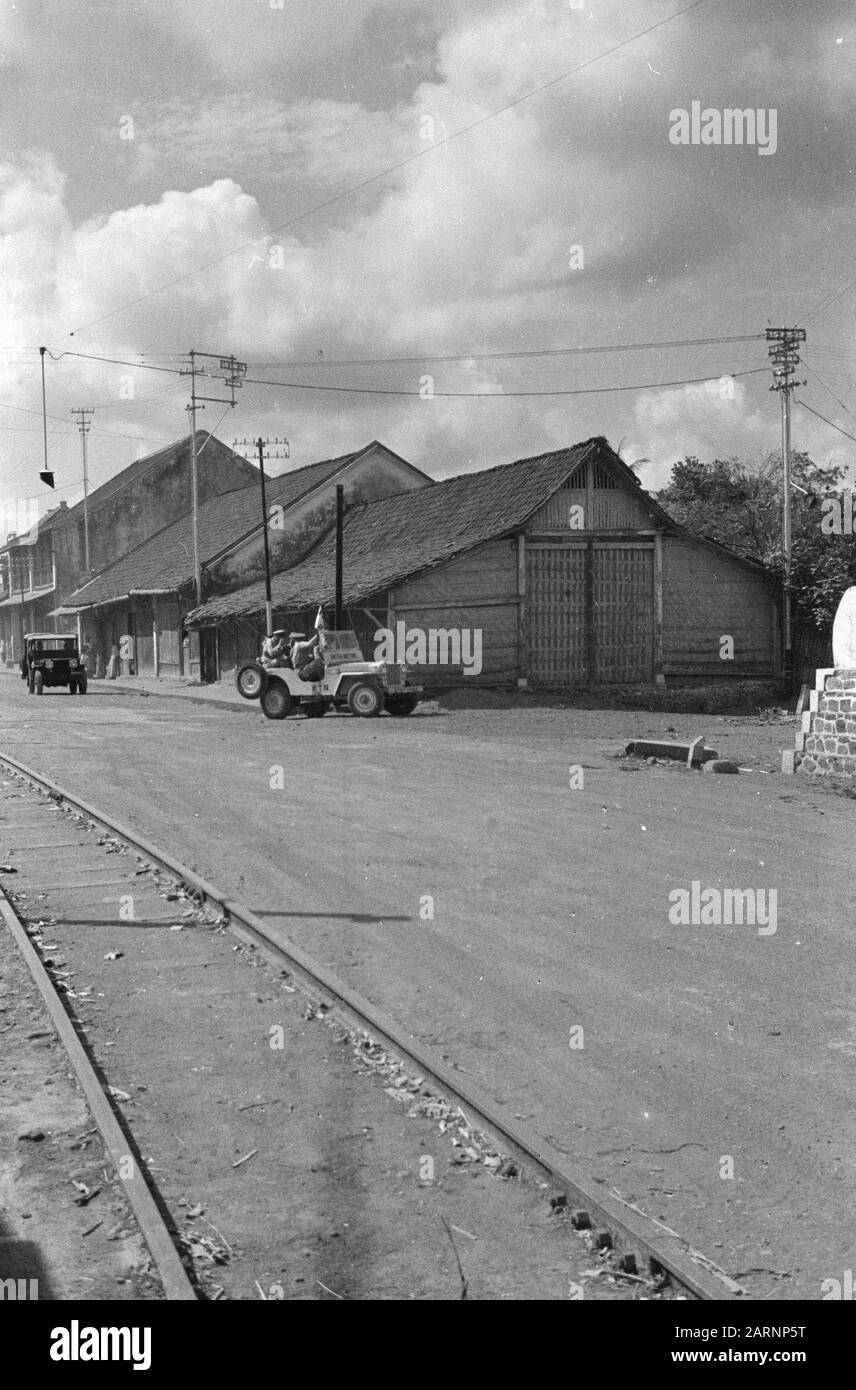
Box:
320;631;365;664
29;638;77;656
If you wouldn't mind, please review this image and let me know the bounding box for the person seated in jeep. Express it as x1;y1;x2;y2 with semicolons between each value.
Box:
289;631;324;682
261;629;291;668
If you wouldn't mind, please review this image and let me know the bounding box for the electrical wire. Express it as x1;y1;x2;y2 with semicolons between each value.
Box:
239;365;769;399
803;272;856;327
803;360;856;424
63;0;716;341
246;333;763;369
796;398;856;448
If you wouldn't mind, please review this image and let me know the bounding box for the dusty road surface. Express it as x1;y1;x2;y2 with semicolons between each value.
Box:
1;676;853;1299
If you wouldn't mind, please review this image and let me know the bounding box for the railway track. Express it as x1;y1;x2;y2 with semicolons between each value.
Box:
0;748;747;1301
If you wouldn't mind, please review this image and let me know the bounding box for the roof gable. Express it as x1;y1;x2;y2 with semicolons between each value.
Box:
63;443;401;607
188;438;604;621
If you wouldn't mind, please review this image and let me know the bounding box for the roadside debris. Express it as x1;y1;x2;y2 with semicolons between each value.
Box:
623;736;717;766
71;1180;102;1206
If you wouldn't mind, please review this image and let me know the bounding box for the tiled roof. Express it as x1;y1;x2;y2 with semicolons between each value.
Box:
187;438;606;624
64;446;370;609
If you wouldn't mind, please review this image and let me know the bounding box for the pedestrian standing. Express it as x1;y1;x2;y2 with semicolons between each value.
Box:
107;641;119;679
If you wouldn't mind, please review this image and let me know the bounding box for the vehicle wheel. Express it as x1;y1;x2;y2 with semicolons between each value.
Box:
261;680;292;720
236;661;268;700
27;674;34;695
34;670;44;696
346;681;384;718
77;673;87;695
385;693;419;716
301;700;330;718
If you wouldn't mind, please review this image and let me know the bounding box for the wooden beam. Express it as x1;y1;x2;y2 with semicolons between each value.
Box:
584;458;596;681
653;531;665;682
517;532;527;687
391;597;518;612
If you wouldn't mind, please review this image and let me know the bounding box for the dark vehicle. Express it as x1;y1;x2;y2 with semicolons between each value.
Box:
20;632;88;695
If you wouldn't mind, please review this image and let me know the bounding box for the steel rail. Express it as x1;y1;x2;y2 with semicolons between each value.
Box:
0;885;197;1301
0;748;747;1301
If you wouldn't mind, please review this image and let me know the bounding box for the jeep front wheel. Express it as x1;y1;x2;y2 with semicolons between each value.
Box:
33;670;44;695
261;681;292;720
347;681;384;718
237;662;268;701
385;693;419;716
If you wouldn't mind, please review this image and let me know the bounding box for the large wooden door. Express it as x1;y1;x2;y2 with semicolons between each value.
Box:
526;543;588;685
526;542;653;686
134;598;155;675
594;545;654;683
157;601;181;675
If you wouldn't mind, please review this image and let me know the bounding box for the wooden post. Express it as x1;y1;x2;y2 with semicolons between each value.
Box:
516;533;527;688
335;485;344;628
584;456;596;683
653;531;665;683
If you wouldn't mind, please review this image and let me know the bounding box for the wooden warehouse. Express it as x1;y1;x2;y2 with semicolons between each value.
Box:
187;437;781;688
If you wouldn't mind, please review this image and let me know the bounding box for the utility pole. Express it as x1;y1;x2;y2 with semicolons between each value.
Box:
181;351;246;606
38;347;54;488
766;326;806;682
334;485;344;629
233;436;290;637
71;407;95;571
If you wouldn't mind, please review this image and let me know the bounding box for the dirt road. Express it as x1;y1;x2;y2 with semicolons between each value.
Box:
2;677;853;1298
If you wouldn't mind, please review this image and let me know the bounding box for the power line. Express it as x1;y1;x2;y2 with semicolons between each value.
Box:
803;272;856;327
796;398;856;448
240;365;768;399
63;0;716;341
45;348;183;375
246;333;763;370
43;334;762;379
803;359;856;424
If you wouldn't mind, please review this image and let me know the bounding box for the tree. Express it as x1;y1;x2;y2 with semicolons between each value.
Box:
656;452;856;627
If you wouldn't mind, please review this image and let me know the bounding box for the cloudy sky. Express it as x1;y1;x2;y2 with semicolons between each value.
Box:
1;0;854;519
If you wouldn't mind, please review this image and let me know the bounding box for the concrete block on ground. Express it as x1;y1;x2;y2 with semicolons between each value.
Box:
624;737;716;764
781;749;798;775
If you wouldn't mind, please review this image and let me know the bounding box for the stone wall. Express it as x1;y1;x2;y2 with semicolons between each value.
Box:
793;668;856;774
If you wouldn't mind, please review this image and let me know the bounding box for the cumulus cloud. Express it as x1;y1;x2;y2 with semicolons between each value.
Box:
2;0;855;512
